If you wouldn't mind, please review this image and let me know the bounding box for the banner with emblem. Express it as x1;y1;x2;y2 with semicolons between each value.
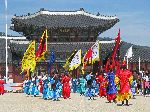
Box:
21;41;36;73
69;49;81;71
36;29;48;62
63;50;78;70
91;40;100;63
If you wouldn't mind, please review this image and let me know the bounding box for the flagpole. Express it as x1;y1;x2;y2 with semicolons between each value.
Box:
123;57;125;61
5;0;8;83
139;57;140;72
127;57;129;69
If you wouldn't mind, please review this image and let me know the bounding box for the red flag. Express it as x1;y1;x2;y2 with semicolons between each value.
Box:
105;29;121;72
84;48;92;60
111;29;120;60
82;48;92;73
115;60;120;76
36;29;48;62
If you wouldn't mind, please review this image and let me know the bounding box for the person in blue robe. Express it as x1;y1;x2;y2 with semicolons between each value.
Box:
34;77;40;97
51;75;61;101
72;77;78;93
23;78;28;94
131;78;137;99
42;76;49;100
56;80;62;98
91;78;97;97
30;76;35;95
106;70;117;103
78;75;86;96
31;76;39;97
85;73;95;100
25;79;31;95
95;82;99;96
47;76;53;99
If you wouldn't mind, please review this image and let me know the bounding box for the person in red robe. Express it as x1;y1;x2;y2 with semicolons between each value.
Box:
115;61;133;106
0;78;5;95
39;78;43;93
96;72;107;97
61;72;71;99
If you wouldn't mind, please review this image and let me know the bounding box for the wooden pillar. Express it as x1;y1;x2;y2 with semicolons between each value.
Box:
72;69;76;78
75;30;79;42
48;29;52;42
12;66;15;83
148;63;150;70
77;68;80;78
145;62;148;70
88;29;91;41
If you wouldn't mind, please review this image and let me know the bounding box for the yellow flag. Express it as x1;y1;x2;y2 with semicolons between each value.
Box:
21;41;36;73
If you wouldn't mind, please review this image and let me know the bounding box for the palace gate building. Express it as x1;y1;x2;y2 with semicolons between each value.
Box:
0;8;150;82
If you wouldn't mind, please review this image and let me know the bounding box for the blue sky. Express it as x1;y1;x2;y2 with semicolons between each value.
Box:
0;0;150;46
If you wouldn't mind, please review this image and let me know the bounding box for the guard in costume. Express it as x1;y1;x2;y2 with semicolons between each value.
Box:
97;72;107;97
61;72;71;99
78;75;86;96
0;78;5;95
115;61;133;106
106;65;117;103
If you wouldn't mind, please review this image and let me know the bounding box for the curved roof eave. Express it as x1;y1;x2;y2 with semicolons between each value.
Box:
13;10;118;20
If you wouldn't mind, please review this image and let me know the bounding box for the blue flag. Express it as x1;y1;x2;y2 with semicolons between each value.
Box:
48;51;55;75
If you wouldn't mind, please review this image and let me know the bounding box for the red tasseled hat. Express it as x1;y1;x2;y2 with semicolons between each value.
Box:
109;65;113;69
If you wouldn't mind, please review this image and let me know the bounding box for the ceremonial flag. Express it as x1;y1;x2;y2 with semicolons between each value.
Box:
83;48;92;64
36;29;48;62
49;51;55;64
82;40;100;74
82;48;92;74
48;51;55;75
105;29;121;72
21;41;36;73
69;49;81;71
63;50;78;69
125;45;133;69
91;40;100;63
111;29;120;60
125;45;133;58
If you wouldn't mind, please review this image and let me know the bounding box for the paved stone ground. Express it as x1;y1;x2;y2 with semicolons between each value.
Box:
0;93;149;112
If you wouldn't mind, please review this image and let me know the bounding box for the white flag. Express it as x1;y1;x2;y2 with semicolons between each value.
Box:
91;40;100;63
69;49;81;71
125;45;133;58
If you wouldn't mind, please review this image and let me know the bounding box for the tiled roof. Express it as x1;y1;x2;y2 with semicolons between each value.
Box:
0;38;150;64
120;42;150;63
11;9;119;33
6;40;150;64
